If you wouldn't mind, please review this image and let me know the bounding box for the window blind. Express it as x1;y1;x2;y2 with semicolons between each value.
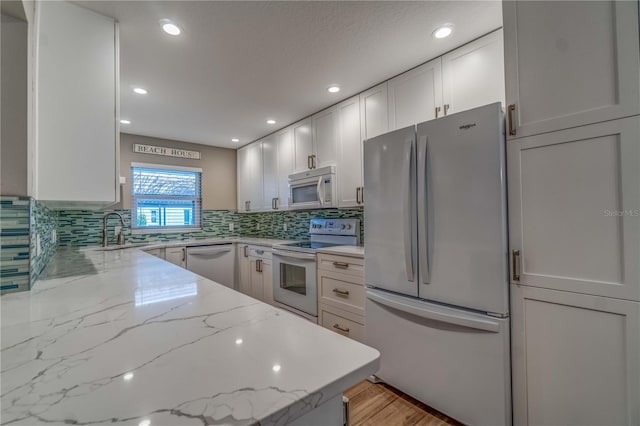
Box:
131;165;202;230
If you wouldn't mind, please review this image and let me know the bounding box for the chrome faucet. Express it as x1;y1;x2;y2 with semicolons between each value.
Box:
102;212;127;247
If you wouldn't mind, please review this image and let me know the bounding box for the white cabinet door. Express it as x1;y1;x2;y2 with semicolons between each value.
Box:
276;127;293;210
165;247;186;268
249;259;262;301
442;29;504;116
503;0;640;139
262;260;273;305
237;245;251;295
336;96;363;207
360;83;389;140
292;118;313;173
36;1;118;205
236;145;250;212
511;284;640;426
245;141;263;212
388;58;442;130
508;117;640;301
262;135;278;211
312;107;337;169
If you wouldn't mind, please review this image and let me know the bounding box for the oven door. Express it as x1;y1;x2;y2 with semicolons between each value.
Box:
272;249;318;316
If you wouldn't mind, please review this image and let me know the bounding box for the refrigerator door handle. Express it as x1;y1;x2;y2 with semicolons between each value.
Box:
403;141;415;282
366;289;501;333
417;135;430;284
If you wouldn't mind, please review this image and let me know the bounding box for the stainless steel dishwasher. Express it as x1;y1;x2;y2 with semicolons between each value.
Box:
186;243;235;289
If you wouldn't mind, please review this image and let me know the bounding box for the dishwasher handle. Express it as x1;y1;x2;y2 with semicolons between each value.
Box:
187;245;233;256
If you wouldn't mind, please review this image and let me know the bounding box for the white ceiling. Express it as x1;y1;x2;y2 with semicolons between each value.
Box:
76;1;502;149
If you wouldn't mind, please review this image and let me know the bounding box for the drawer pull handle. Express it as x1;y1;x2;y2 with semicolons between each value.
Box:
332;288;350;296
333;262;349;269
333;324;350;333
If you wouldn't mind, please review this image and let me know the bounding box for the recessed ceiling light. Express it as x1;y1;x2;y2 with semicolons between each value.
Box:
327;85;340;93
123;372;134;381
266;119;276;125
231;138;239;143
138;420;151;426
433;25;453;39
272;364;281;372
120;119;131;125
133;87;148;95
160;19;181;36
235;338;243;344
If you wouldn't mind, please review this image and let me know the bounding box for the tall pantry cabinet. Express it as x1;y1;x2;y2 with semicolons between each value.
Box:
504;1;640;425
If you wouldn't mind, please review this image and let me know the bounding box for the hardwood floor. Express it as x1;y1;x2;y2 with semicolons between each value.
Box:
344;380;463;426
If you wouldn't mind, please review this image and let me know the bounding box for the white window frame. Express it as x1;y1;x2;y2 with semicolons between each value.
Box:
130;162;203;234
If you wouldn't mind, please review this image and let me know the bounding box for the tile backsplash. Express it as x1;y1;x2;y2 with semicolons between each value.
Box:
0;197;31;294
0;203;363;293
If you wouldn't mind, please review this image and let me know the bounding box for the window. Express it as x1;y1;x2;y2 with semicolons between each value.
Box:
131;163;202;231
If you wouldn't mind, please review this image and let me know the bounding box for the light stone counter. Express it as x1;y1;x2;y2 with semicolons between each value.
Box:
316;245;365;258
0;248;379;425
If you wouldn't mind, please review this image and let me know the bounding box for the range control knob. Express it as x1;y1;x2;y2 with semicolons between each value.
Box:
341;224;346;230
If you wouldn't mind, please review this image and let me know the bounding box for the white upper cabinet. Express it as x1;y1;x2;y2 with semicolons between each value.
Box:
276;127;293;210
292;118;314;173
312;106;338;169
261;134;278;211
36;1;118;206
237;141;263;212
387;30;504;131
388;58;443;130
442;29;504;116
360;83;389;140
507;116;640;301
503;0;640;139
336;96;363;207
236;145;250;212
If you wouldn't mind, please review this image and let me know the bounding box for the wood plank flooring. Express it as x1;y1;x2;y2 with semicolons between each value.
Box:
344;380;463;426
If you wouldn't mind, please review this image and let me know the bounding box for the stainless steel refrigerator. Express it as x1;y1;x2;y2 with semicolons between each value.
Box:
364;102;511;426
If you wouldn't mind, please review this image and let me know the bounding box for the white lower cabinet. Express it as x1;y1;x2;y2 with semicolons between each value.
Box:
237;244;252;295
237;244;273;305
143;248;164;259
511;284;640;426
164;246;186;268
317;253;365;342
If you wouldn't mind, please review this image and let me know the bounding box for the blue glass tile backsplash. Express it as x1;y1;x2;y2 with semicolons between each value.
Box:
0;197;31;294
0;203;363;294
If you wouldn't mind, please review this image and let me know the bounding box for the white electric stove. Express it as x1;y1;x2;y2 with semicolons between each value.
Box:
272;218;360;321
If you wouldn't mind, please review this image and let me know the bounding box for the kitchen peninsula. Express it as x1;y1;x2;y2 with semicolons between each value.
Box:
1;247;379;425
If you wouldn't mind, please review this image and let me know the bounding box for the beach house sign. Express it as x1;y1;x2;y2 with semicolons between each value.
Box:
133;143;201;160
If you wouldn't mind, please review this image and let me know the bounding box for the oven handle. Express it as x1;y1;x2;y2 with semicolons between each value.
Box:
316;177;324;207
272;249;316;261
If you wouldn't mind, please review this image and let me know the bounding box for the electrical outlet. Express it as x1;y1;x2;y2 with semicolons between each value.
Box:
228;223;234;231
51;229;56;244
256;223;261;231
114;226;122;236
283;223;288;231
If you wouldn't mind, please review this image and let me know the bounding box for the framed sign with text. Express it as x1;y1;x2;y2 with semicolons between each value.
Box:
133;144;201;160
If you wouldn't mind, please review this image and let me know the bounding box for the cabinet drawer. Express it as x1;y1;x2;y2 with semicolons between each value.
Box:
318;270;365;316
239;245;272;260
317;253;364;277
319;304;365;343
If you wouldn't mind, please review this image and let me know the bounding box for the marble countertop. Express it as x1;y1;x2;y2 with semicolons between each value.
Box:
316;245;365;258
1;248;379;425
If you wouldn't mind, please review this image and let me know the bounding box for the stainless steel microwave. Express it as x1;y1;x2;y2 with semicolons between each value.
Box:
288;166;337;210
